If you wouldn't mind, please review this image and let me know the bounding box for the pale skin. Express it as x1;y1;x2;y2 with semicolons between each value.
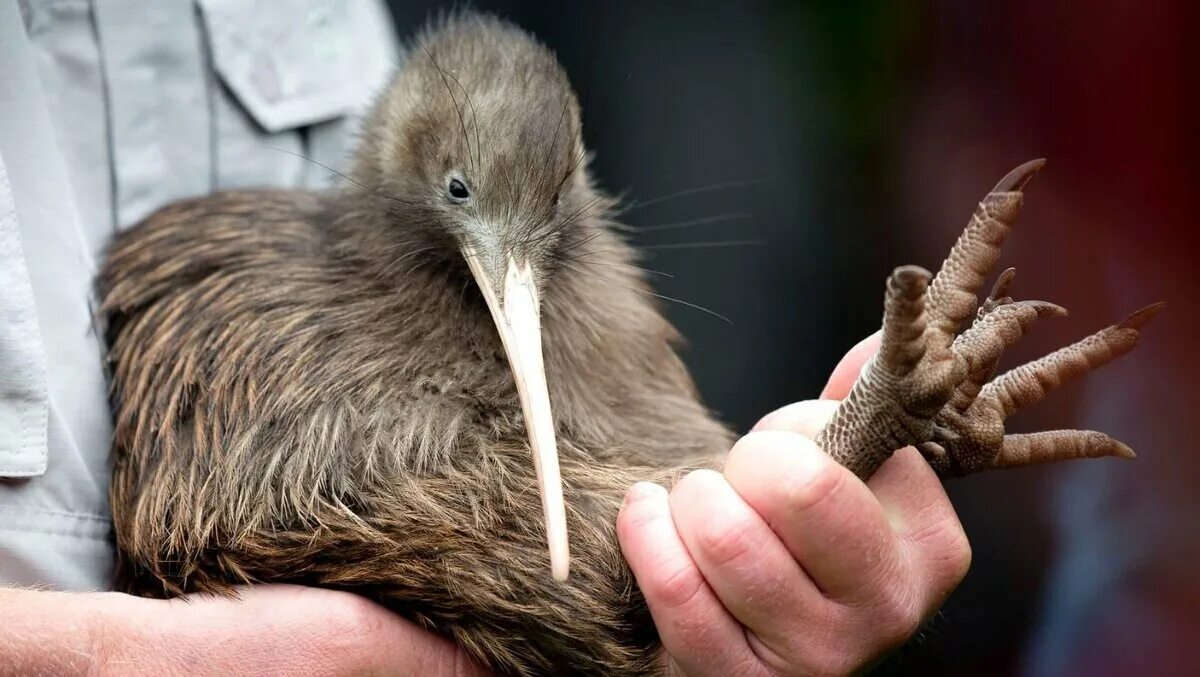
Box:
0;584;489;676
619;331;971;676
3;333;967;675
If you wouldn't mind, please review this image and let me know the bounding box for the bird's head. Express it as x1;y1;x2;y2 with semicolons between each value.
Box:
348;13;603;581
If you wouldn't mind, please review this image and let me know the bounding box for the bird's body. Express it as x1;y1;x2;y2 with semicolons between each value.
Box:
102;184;731;673
99;13;1157;677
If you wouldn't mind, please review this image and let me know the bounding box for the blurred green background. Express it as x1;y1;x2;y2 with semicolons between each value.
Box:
386;2;1197;674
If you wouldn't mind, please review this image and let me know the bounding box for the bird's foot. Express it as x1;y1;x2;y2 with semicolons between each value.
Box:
814;159;1163;480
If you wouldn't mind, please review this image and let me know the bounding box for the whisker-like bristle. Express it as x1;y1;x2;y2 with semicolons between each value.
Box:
617;177;770;214
632;213;752;233
639;239;764;251
560;262;731;325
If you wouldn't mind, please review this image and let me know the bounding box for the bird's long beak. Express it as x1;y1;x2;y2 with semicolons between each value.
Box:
462;245;569;582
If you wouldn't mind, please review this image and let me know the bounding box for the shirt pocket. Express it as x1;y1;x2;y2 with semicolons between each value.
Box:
0;149;48;478
198;0;362;134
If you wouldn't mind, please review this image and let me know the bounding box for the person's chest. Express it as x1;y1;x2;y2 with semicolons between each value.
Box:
0;0;398;590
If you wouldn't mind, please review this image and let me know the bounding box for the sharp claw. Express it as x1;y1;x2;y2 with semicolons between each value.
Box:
1120;301;1167;330
919;440;954;477
932;424;961;443
879;265;933;377
1027;300;1069;318
989;267;1017;301
893;265;933;289
1113;440;1137;459
820;154;1158;483
1086;433;1137;460
991;158;1047;193
987;430;1138;471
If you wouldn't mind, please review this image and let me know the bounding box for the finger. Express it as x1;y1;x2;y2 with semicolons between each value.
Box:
820;331;882;399
752;399;839;436
669;468;829;658
750;405;969;615
866;447;972;604
722;431;909;608
617;482;760;677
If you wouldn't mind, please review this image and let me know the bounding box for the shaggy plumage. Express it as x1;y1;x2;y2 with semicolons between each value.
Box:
99;13;1156;676
101;16;730;675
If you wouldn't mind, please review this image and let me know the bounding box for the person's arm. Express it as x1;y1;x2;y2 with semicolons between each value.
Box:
619;333;973;675
2;584;491;676
5;335;959;677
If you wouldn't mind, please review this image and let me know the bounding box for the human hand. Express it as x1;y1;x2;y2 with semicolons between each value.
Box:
3;584;491;676
616;333;972;676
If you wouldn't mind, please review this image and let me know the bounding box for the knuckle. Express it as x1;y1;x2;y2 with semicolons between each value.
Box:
695;515;755;568
784;458;845;514
909;516;973;590
650;559;707;611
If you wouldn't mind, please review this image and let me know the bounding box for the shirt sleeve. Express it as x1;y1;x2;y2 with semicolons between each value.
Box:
0;148;48;479
0;0;400;591
0;0;115;590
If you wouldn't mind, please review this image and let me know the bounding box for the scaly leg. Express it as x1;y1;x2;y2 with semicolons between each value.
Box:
814;160;1163;481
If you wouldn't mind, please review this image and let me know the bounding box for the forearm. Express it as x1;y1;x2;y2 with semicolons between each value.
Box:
1;587;135;674
1;586;339;675
2;584;481;676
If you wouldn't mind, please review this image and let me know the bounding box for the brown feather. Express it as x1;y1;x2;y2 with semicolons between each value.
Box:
99;13;733;676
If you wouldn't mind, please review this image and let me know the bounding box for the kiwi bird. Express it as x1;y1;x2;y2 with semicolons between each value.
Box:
98;13;1161;676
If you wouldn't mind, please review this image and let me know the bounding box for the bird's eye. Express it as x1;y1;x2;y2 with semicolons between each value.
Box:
448;179;470;201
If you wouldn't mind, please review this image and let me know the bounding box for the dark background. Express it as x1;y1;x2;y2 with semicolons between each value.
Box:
386;2;1197;674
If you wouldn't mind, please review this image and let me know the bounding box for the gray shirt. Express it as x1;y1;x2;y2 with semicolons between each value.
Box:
0;0;397;590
